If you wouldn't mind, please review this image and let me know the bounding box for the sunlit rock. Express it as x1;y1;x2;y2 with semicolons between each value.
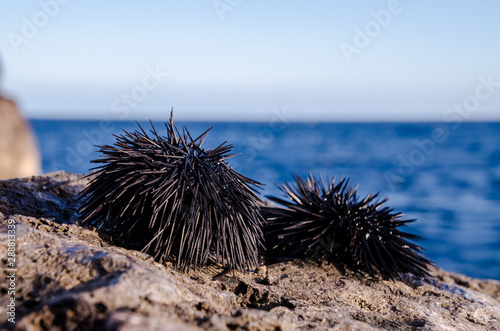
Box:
0;96;41;180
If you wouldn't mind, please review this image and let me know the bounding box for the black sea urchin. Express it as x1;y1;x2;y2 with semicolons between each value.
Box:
262;174;432;279
79;112;264;271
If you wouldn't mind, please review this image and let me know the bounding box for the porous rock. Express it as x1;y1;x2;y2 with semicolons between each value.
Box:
0;172;499;330
0;97;41;180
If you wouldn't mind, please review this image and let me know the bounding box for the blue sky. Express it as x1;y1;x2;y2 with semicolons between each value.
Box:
1;0;499;121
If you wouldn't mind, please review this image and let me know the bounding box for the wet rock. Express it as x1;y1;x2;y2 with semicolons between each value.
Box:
0;172;499;330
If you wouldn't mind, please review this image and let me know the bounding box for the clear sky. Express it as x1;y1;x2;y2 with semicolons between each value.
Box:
1;0;499;121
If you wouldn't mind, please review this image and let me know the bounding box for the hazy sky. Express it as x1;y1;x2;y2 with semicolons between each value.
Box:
1;1;499;121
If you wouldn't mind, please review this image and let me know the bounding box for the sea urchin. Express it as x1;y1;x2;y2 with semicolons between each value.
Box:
79;112;264;271
262;174;432;279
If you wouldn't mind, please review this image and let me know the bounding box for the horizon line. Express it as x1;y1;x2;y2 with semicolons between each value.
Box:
26;116;500;124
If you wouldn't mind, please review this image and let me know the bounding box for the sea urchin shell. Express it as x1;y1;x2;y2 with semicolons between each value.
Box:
262;174;432;279
79;112;264;271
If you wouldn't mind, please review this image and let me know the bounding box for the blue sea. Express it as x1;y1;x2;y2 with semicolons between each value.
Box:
30;120;500;280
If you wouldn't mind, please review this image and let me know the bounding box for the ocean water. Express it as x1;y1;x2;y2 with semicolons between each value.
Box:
30;120;500;280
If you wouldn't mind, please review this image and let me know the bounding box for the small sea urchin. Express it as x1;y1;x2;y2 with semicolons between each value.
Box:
262;174;432;279
79;112;264;271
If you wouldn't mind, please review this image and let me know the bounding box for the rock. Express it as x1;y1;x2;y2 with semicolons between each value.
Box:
0;172;499;330
256;265;267;276
0;96;41;180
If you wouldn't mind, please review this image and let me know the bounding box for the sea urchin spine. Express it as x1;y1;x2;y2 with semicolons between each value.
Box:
79;112;264;271
262;174;432;279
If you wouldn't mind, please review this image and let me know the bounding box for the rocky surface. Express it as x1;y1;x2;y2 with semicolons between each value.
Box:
0;96;41;180
0;172;499;330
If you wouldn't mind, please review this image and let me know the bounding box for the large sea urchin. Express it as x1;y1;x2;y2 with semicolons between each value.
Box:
79;112;264;271
262;174;432;279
